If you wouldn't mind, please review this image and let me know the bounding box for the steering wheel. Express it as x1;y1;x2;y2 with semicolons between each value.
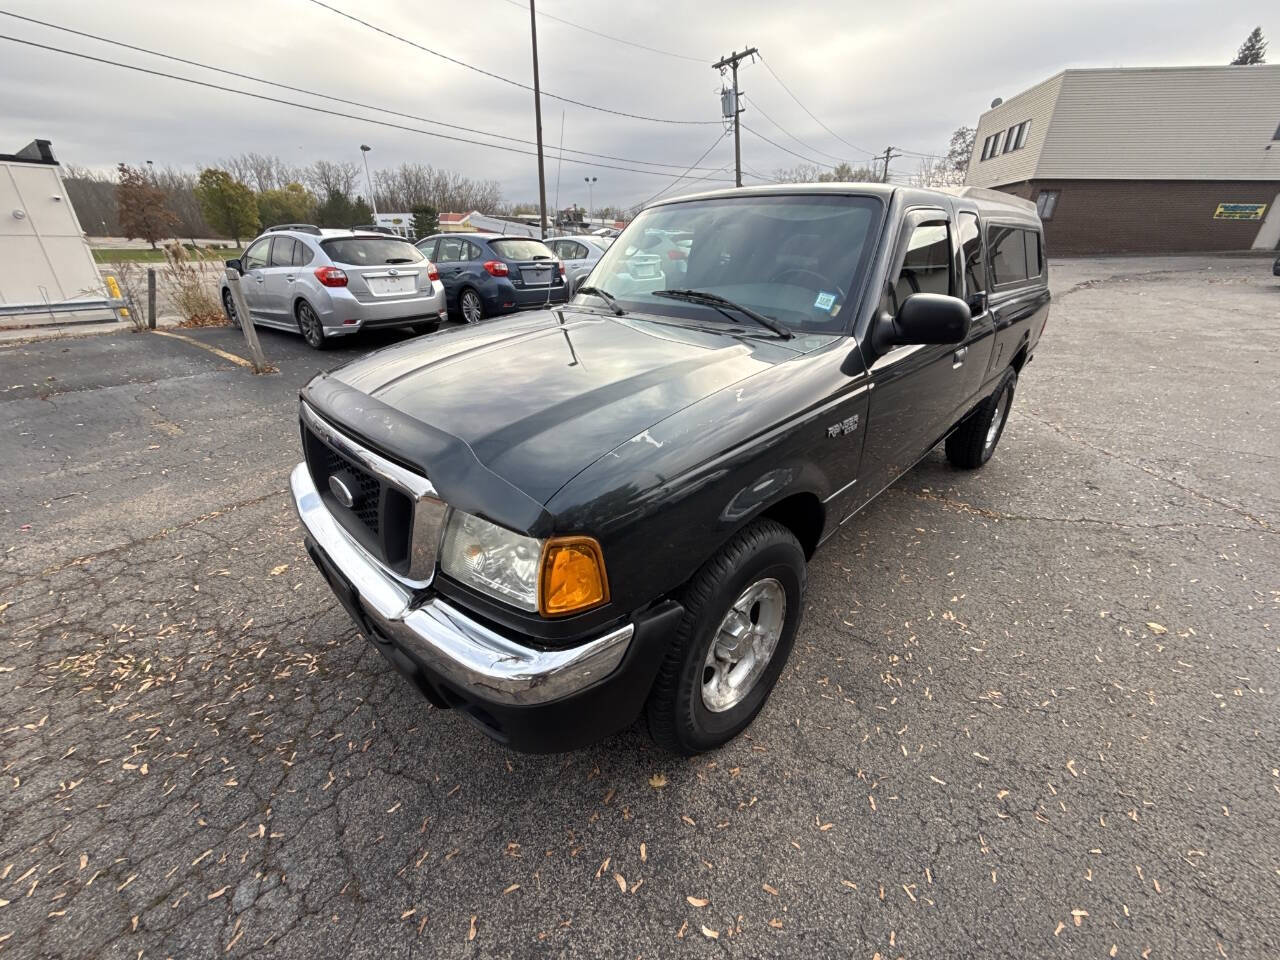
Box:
770;267;845;301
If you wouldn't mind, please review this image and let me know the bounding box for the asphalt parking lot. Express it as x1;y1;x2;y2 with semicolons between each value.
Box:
1;255;1277;959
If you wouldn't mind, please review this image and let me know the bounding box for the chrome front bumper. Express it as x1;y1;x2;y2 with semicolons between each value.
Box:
290;463;633;706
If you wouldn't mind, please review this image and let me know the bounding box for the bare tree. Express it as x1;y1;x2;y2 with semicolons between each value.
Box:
152;166;212;239
372;162;502;213
221;152;300;192
63;164;119;235
302;160;361;200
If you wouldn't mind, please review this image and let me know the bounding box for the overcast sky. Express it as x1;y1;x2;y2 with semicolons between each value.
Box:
1;0;1272;210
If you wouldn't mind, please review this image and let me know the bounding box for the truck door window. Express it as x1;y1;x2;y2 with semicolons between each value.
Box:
887;221;951;312
1023;230;1043;277
958;212;986;295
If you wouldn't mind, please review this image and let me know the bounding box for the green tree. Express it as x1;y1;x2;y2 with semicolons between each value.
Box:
257;182;316;227
314;190;374;228
194;168;259;245
410;204;439;239
352;196;374;226
115;163;179;249
1232;26;1267;64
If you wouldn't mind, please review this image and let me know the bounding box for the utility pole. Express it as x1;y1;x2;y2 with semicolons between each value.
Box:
879;146;900;184
712;46;758;188
529;0;548;239
360;145;377;219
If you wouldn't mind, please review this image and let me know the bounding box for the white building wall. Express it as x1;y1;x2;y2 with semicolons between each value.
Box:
966;73;1064;188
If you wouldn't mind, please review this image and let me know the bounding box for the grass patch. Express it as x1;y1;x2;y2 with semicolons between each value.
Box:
93;247;243;264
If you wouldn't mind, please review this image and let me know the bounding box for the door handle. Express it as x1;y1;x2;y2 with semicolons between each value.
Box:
253;275;264;283
952;346;967;368
285;275;295;283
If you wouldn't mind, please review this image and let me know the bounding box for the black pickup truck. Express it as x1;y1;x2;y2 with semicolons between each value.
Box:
292;184;1050;754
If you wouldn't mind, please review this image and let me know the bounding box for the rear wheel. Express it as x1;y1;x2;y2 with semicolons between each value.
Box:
645;519;806;755
222;289;241;328
459;288;484;324
296;301;328;350
946;368;1016;469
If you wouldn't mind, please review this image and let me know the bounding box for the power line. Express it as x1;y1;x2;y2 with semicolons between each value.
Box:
740;122;838;170
0;33;738;185
758;55;878;157
633;129;730;209
742;96;847;167
0;10;730;174
493;0;703;63
305;0;718;125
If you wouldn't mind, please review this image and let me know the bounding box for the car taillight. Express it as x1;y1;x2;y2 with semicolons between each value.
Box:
483;260;509;277
314;266;348;287
558;261;566;275
427;261;440;282
666;249;687;261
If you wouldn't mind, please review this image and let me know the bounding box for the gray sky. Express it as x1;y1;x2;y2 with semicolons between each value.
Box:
0;0;1272;210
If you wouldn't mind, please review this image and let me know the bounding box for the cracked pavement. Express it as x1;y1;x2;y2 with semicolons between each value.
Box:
0;255;1277;958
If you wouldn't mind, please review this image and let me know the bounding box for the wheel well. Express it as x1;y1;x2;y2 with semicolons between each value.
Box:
1010;341;1030;372
760;493;825;559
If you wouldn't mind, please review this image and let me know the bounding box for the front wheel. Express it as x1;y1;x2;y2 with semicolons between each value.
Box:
645;519;806;755
946;368;1016;469
222;289;241;329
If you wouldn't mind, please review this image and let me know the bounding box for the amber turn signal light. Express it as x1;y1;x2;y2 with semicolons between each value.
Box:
539;537;609;616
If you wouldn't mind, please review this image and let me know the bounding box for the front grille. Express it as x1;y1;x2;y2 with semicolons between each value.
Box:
302;422;415;571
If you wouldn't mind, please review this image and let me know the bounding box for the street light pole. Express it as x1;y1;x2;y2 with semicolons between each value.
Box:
584;176;596;224
359;144;378;220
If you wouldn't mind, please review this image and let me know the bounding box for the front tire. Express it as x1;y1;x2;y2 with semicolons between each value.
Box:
222;289;241;329
296;301;329;350
645;519;806;755
946;368;1016;469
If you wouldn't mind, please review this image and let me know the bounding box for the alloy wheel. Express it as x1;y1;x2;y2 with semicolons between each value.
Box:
461;290;482;324
299;303;323;348
701;578;787;713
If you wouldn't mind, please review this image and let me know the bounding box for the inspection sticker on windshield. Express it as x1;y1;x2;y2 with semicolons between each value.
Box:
813;291;836;311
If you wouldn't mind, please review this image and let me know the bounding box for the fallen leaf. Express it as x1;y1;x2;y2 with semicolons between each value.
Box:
676;920;688;939
503;884;519;895
687;896;709;907
762;883;778;896
701;925;719;940
614;872;626;893
401;908;416;919
769;918;783;929
1054;921;1065;937
208;886;229;900
640;842;647;862
467;915;477;941
1071;908;1088;927
270;564;289;576
648;773;668;789
680;815;696;827
1146;622;1167;635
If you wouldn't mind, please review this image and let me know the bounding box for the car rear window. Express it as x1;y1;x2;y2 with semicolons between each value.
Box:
320;237;424;266
488;238;555;261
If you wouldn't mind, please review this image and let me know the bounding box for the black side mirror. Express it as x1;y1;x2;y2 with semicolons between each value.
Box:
874;292;971;353
225;258;242;273
966;290;988;315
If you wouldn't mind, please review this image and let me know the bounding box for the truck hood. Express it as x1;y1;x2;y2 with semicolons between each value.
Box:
311;308;812;505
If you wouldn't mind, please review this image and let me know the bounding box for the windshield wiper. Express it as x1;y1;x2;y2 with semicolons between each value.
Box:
576;285;626;316
652;289;793;340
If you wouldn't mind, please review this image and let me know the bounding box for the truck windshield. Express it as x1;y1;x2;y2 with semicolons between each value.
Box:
578;194;882;334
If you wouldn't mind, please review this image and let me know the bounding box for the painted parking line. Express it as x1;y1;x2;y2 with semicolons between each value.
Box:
152;330;255;369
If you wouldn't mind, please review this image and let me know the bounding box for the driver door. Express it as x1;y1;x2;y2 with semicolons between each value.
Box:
856;209;969;504
238;237;271;320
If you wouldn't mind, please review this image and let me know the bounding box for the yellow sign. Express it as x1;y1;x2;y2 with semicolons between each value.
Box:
1213;202;1267;221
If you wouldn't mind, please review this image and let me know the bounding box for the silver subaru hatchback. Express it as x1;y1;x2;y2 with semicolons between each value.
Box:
220;225;447;349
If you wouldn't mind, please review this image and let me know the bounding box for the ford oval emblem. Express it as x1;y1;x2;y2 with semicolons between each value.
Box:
329;473;355;509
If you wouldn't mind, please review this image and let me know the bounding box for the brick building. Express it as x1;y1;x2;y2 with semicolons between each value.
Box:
965;66;1280;255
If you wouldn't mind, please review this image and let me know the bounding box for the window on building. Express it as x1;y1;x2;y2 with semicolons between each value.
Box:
1014;120;1031;150
1002;125;1018;153
1035;190;1060;220
885;221;952;312
988;226;1030;286
958;212;986;295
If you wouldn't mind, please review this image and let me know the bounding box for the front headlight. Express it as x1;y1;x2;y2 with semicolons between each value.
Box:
439;510;541;611
438;510;610;617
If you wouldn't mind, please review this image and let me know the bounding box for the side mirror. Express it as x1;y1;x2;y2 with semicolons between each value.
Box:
225;258;242;273
966;290;988;315
874;292;971;353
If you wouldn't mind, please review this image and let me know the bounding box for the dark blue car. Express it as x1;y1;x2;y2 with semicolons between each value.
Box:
416;233;568;323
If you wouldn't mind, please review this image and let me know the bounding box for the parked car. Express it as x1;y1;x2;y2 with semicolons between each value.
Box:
220;225;446;349
292;184;1049;754
547;235;610;293
415;233;568;323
